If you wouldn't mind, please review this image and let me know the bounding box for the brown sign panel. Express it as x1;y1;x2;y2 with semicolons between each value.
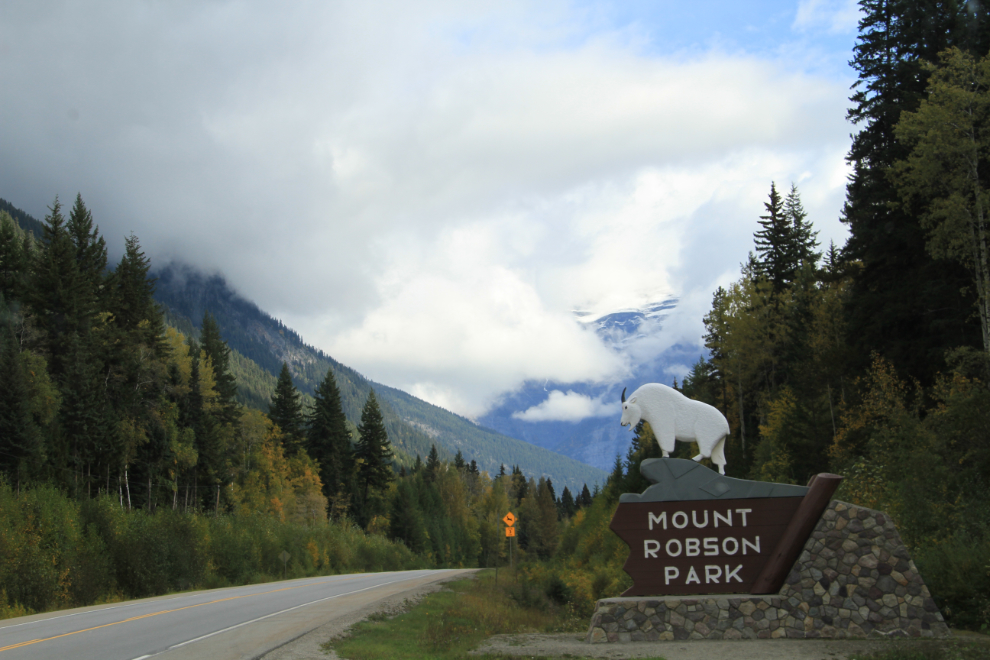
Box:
610;497;803;596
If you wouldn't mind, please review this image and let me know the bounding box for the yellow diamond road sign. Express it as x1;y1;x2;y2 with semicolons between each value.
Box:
503;512;515;527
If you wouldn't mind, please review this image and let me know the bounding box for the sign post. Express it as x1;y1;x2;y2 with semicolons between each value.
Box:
503;512;516;569
279;550;291;580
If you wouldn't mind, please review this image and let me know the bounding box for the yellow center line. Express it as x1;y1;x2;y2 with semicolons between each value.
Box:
0;576;360;654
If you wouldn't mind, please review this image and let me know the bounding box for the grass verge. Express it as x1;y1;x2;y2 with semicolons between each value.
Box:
325;568;609;660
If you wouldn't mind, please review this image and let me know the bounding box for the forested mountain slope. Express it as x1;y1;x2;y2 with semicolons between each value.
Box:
152;262;605;491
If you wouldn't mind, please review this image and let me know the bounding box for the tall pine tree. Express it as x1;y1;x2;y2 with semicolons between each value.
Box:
269;362;305;453
200;311;238;424
354;389;393;501
306;367;352;498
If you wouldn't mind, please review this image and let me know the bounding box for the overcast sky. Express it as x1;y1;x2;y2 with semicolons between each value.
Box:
0;0;860;418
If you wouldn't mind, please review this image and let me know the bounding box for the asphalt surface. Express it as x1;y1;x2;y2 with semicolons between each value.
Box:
0;569;471;660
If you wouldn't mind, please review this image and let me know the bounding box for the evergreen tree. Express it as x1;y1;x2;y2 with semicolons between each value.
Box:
66;194;107;311
822;240;843;281
425;443;441;481
530;477;559;558
603;454;625;504
0;317;39;485
113;234;166;355
29;197;85;380
307;367;352;497
269;362;305;452
469;459;479;475
354;389;393;500
753;182;807;293
200;312;238;423
453;449;465;470
784;184;820;267
891;47;990;353
0;212;27;304
560;486;576;518
578;483;593;508
842;0;989;380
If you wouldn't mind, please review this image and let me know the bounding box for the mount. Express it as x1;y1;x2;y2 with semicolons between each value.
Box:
152;261;606;492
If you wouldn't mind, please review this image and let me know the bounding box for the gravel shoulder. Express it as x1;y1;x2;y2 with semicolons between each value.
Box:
472;630;990;660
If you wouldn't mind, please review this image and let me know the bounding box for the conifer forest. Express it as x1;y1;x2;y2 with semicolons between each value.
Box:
2;0;990;632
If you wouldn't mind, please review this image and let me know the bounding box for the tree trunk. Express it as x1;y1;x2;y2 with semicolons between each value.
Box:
125;468;132;511
737;372;746;459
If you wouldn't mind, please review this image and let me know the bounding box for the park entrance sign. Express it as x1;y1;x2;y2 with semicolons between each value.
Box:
610;458;841;597
589;456;949;642
613;498;801;595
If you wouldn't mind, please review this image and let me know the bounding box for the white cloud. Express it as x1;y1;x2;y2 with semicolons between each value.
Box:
0;1;854;418
512;390;616;422
793;0;861;34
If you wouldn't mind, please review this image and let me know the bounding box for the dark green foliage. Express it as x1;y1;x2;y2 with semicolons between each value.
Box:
66;194;107;310
602;454;625;505
753;182;797;293
307;367;352;498
112;234;166;357
559;486;576;519
269;362;305;452
425;444;441;481
577;484;592;508
0;316;41;485
355;390;393;502
201;311;238;423
842;0;988;383
29;197;85;380
0;212;28;303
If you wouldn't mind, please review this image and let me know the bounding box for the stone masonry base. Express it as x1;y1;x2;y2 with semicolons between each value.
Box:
586;500;950;642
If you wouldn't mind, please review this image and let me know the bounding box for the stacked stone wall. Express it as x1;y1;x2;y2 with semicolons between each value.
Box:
586;500;949;643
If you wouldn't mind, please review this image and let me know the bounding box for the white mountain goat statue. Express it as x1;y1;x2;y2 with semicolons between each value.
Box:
619;383;729;475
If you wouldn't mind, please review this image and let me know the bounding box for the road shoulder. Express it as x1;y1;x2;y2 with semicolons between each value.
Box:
260;569;475;660
472;630;989;660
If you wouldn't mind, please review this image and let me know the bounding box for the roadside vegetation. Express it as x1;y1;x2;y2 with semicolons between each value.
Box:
326;570;588;660
0;483;422;619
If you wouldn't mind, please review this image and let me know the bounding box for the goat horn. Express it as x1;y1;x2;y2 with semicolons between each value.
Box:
621;387;627;403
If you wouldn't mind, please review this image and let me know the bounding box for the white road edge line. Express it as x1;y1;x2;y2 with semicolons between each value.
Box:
131;655;152;660
167;571;435;651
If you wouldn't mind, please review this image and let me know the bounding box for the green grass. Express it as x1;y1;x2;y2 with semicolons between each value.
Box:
324;569;608;660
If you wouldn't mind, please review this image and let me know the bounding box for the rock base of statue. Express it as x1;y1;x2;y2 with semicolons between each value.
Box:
586;499;949;642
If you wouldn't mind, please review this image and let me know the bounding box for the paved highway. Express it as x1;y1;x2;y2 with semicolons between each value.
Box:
0;569;470;660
